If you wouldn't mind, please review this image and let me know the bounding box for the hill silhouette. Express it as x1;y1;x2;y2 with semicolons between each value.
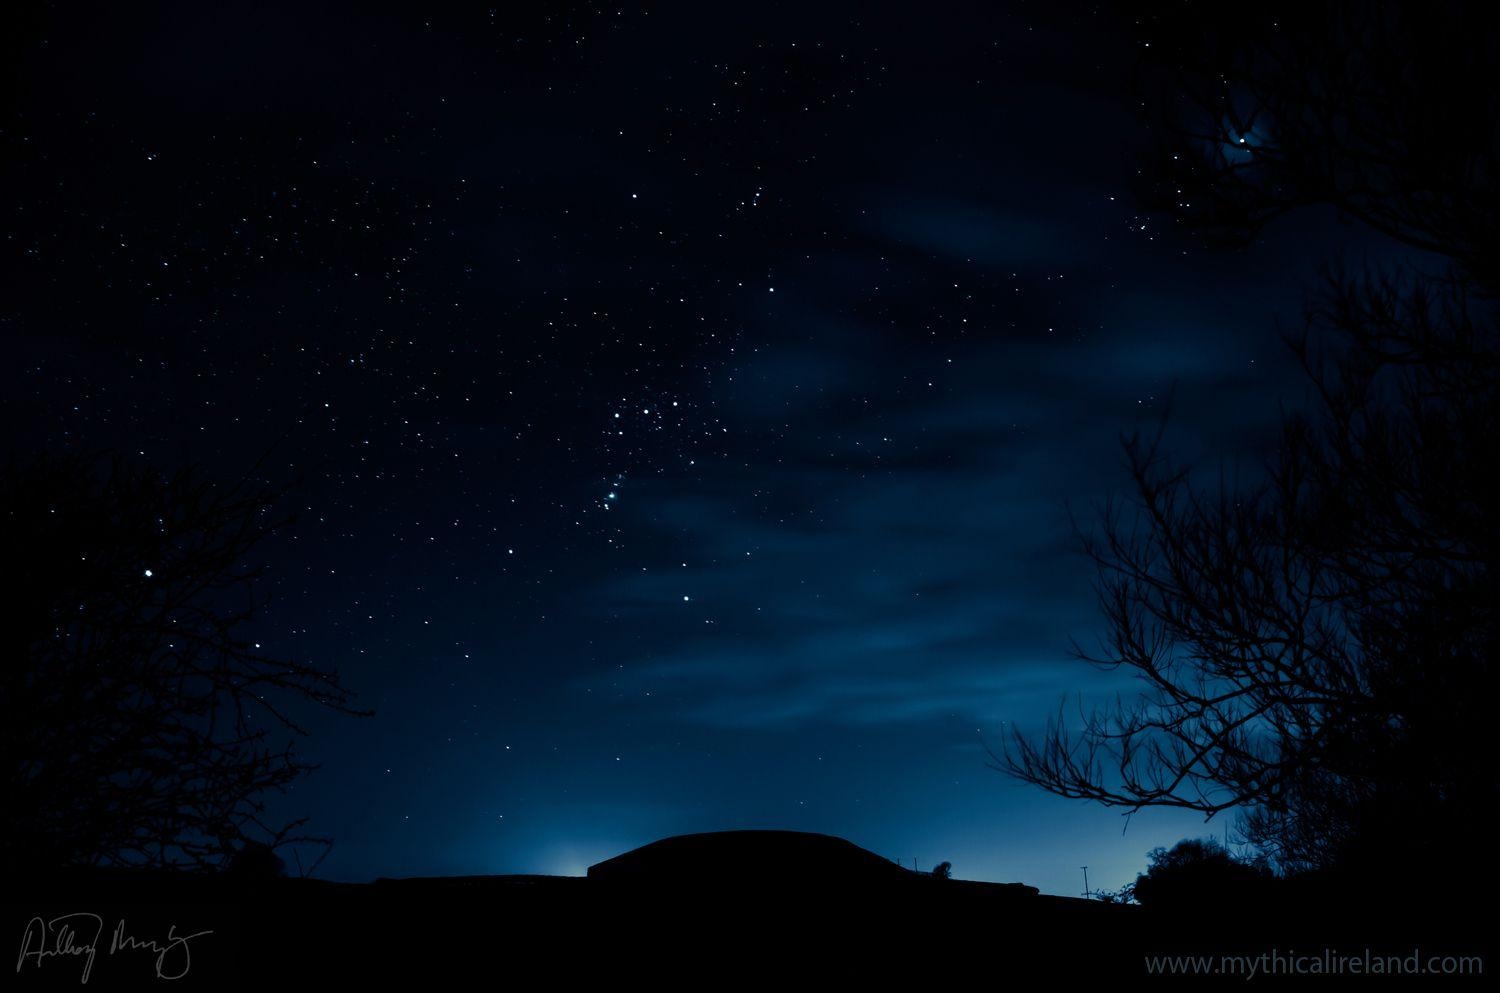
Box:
588;829;1026;890
589;829;907;881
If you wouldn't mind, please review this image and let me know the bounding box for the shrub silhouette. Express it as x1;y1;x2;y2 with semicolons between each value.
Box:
224;840;287;881
1130;839;1272;912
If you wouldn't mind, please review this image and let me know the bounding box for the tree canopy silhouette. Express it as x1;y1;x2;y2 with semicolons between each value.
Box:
0;452;367;874
1003;0;1500;876
1128;838;1272;911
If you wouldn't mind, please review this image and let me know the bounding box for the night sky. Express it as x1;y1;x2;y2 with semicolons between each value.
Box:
3;2;1367;894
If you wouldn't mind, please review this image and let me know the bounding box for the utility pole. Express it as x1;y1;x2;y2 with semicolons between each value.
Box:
1081;866;1090;899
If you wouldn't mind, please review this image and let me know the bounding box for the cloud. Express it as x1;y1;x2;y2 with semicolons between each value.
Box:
589;437;1119;729
869;194;1095;269
579;221;1302;736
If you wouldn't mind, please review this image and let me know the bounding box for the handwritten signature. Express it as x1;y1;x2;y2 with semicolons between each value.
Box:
16;913;213;984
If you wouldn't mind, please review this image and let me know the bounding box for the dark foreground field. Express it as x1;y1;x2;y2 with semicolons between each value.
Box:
3;831;1490;986
5;872;1490;987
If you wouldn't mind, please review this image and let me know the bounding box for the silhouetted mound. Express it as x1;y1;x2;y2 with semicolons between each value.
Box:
588;830;909;886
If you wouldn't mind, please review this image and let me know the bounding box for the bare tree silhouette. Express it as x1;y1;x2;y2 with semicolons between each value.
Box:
1;452;368;873
1002;0;1500;876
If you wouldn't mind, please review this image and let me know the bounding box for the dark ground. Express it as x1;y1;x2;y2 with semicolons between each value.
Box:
4;868;1490;986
